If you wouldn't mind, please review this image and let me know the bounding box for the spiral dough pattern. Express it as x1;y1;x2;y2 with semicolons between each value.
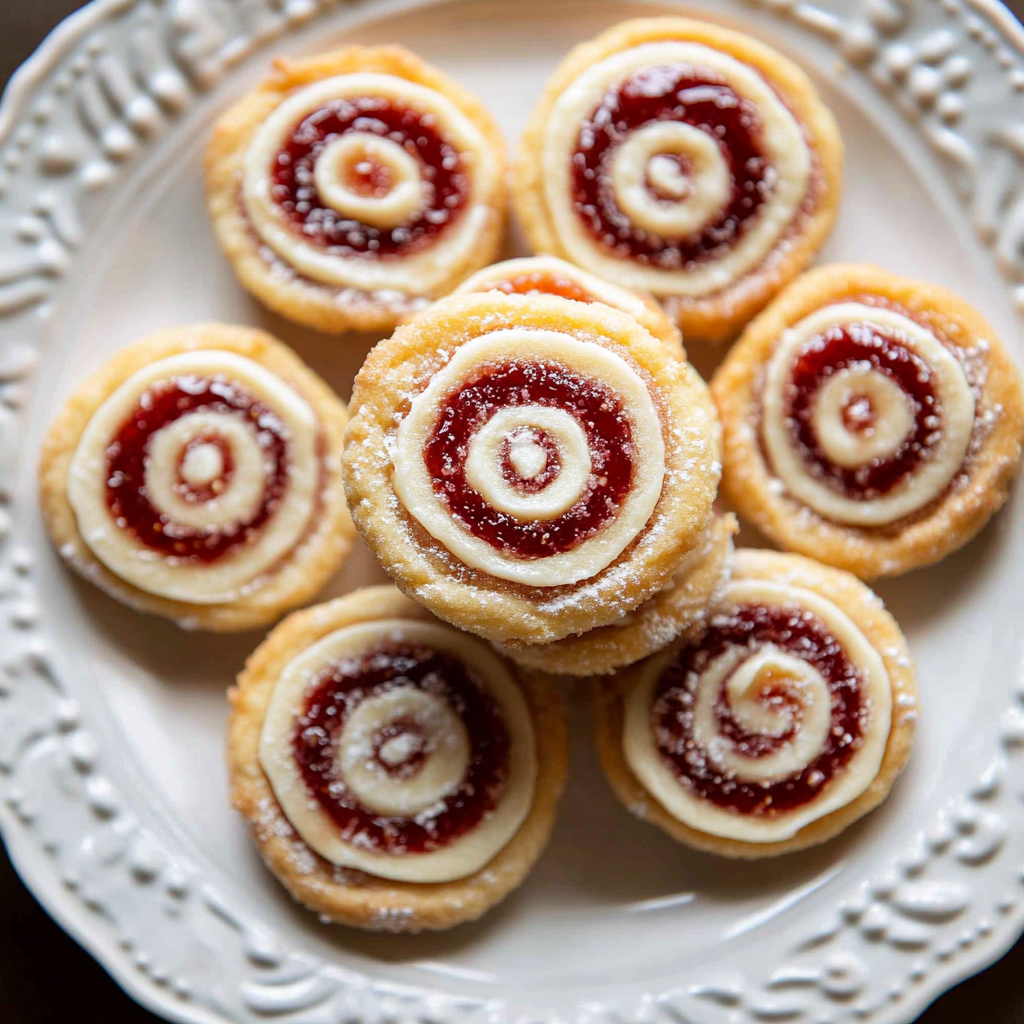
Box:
258;619;537;883
393;328;666;587
541;41;812;297
624;577;893;843
66;351;321;605
243;72;500;296
761;303;976;527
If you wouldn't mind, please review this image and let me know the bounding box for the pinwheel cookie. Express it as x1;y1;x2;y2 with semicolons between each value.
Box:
712;264;1024;578
39;323;354;632
498;512;736;677
451;255;683;357
595;550;918;858
513;17;842;344
206;45;506;333
228;586;567;931
342;291;719;645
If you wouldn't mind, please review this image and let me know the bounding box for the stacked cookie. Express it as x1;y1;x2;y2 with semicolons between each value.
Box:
36;17;1024;934
342;288;725;662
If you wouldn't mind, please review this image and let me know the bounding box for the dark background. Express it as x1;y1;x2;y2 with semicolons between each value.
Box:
2;2;1024;1021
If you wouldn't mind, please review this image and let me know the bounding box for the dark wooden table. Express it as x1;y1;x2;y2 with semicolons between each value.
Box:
3;3;1024;1022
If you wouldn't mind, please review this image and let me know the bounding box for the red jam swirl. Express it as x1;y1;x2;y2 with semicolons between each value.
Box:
294;641;510;855
270;97;470;258
423;361;635;558
498;428;562;494
105;377;289;563
487;272;595;303
572;66;771;266
784;323;941;499
653;603;866;815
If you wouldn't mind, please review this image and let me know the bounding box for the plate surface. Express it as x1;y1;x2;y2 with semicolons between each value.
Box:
2;1;1024;1022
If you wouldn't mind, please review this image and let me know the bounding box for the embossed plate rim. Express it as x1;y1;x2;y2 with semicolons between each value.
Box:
2;1;1024;1023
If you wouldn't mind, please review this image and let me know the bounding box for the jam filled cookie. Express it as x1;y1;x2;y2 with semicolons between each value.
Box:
39;323;354;632
206;46;506;333
342;291;719;645
498;512;736;677
452;255;683;356
595;549;917;858
228;586;567;931
713;264;1024;579
512;18;842;344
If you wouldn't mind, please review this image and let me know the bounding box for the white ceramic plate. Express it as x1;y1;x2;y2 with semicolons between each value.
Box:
3;1;1024;1022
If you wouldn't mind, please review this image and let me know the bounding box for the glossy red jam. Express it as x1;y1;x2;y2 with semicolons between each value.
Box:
572;66;771;265
653;603;866;815
784;323;941;499
271;98;469;258
294;642;510;854
423;361;635;558
105;377;288;562
487;272;595;303
499;428;562;494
